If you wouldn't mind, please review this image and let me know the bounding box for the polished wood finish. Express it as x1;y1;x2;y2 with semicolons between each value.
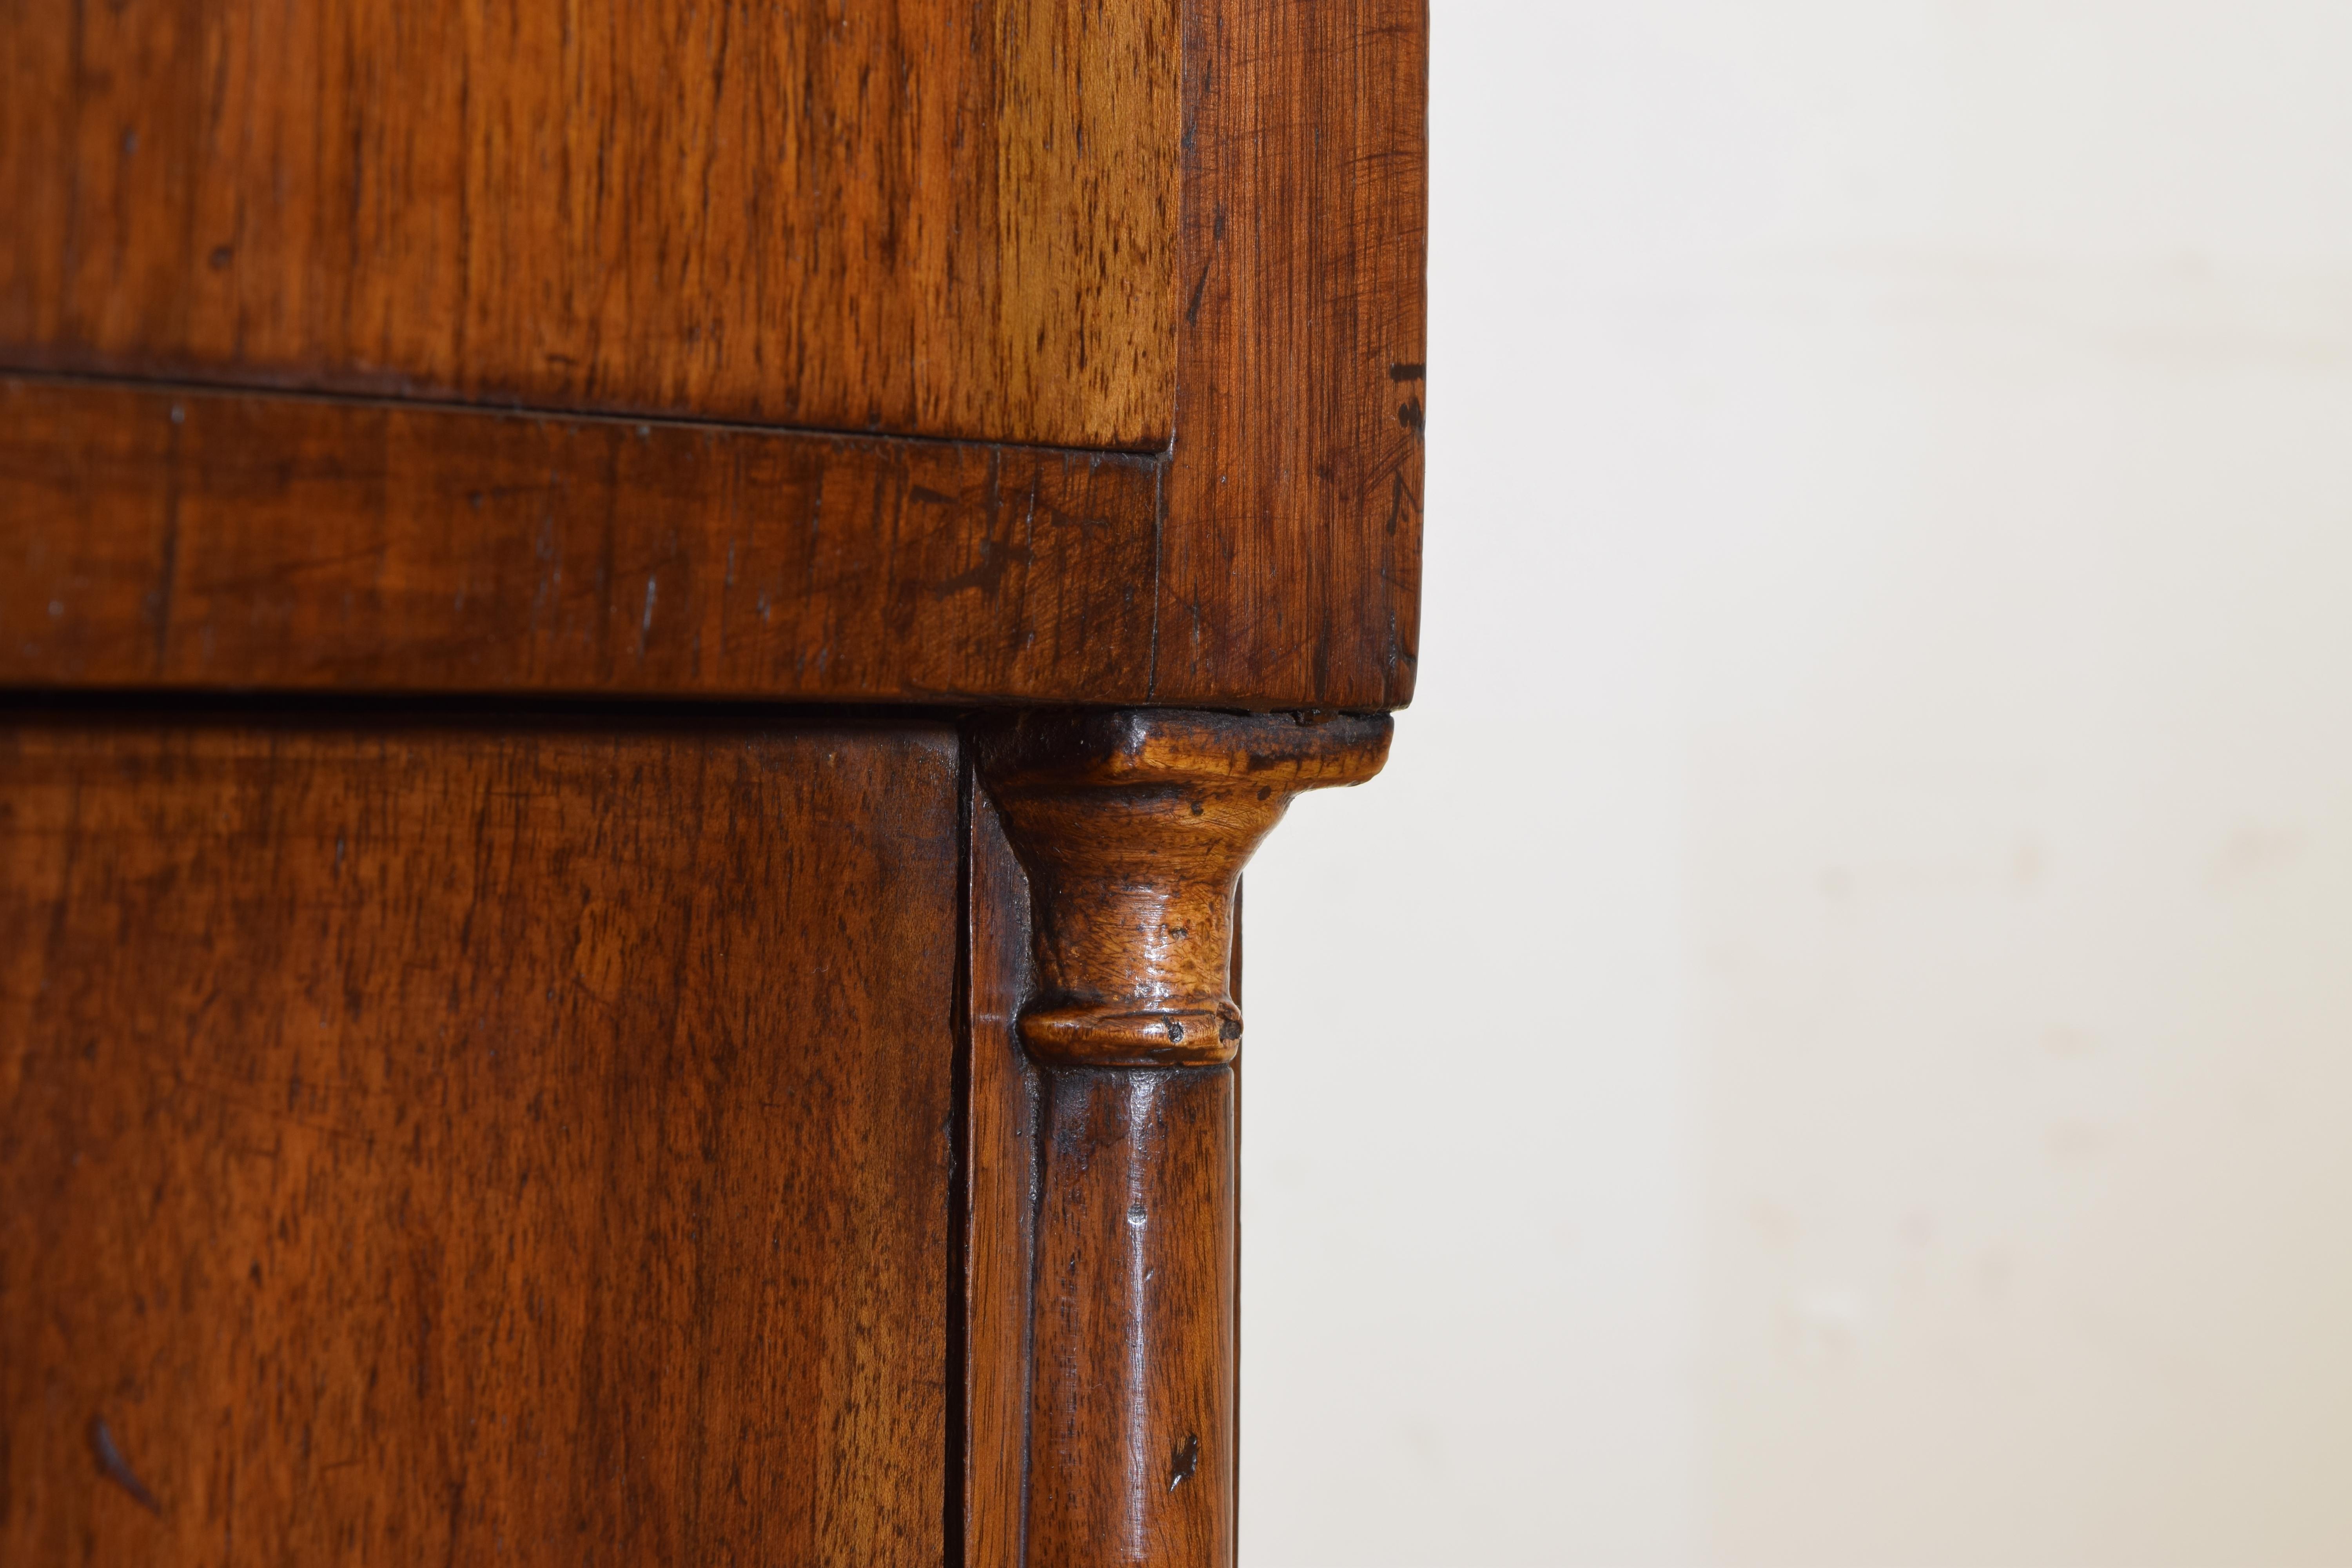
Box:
0;713;960;1563
0;0;1180;449
969;708;1388;1565
0;378;1157;703
1153;0;1428;710
963;784;1045;1568
0;0;1423;713
2;0;1428;1555
975;708;1392;1067
1027;1067;1235;1568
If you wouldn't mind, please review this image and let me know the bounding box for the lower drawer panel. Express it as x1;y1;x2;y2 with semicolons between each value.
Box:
0;711;960;1565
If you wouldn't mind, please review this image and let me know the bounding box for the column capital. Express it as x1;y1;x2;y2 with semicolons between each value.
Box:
974;708;1391;1067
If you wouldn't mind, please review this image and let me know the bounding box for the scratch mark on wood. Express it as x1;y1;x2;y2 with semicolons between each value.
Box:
90;1416;162;1513
931;539;1035;598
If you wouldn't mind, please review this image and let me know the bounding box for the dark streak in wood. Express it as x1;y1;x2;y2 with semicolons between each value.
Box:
87;1418;162;1515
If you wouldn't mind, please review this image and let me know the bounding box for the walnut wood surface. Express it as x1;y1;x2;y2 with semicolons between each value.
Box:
1152;0;1428;710
963;784;1044;1568
1026;1067;1236;1568
0;713;959;1564
975;708;1392;1067
0;378;1158;703
0;0;1424;712
0;0;1179;449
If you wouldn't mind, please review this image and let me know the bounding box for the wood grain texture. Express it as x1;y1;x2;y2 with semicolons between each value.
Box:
963;784;1044;1568
1152;0;1428;709
0;377;1158;703
1027;1067;1235;1568
0;0;1426;713
975;708;1392;1066
0;713;960;1564
0;0;1178;448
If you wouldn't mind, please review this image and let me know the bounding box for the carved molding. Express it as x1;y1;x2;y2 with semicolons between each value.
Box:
973;708;1392;1068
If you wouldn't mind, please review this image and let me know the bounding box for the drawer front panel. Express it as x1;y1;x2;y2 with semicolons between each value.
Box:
0;0;1179;449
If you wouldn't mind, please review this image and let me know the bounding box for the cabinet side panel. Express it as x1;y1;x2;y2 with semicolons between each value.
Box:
1154;0;1427;709
0;715;959;1564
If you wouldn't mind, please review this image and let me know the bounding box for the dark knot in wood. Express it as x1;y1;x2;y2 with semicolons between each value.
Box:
974;708;1391;1067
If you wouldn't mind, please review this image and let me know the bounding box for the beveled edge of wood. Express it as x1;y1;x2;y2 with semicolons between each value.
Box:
973;707;1392;789
973;707;1390;1068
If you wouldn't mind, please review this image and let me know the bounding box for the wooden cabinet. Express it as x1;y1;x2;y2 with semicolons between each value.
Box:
0;1;1424;1562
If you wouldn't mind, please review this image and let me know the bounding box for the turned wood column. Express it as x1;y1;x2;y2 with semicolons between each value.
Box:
975;708;1391;1568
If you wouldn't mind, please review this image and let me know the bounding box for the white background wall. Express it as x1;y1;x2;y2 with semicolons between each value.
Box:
1237;4;2352;1563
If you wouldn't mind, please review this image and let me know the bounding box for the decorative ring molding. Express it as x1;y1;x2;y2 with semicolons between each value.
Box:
974;707;1392;1067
